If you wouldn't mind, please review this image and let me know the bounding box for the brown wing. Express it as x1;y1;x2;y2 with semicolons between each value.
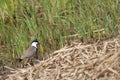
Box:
21;46;37;59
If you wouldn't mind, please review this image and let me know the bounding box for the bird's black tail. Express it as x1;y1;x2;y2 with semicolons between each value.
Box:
16;58;23;62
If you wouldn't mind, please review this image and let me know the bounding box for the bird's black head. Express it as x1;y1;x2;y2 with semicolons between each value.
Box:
32;39;39;43
31;39;39;46
31;39;39;48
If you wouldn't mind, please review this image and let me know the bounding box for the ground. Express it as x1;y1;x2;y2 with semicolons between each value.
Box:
0;34;120;80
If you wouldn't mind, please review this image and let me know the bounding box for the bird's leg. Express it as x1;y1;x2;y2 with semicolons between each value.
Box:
22;58;29;67
29;58;34;66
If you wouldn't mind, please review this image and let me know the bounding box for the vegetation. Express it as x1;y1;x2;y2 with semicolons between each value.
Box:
0;0;119;67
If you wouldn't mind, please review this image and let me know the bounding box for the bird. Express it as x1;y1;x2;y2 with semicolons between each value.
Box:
17;39;39;62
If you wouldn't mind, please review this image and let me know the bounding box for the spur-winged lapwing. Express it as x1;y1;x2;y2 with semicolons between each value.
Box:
17;39;39;62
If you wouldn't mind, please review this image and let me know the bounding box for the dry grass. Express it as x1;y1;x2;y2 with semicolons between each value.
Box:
1;34;120;80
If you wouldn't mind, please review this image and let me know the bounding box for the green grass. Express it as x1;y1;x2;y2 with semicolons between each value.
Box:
0;0;119;67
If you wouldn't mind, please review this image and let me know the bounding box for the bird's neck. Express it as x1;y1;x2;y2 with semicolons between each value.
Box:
31;43;37;48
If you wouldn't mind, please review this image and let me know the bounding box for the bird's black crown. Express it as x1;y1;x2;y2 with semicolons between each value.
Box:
32;39;39;43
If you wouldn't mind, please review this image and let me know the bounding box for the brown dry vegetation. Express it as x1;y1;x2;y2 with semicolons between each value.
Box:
1;34;120;80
